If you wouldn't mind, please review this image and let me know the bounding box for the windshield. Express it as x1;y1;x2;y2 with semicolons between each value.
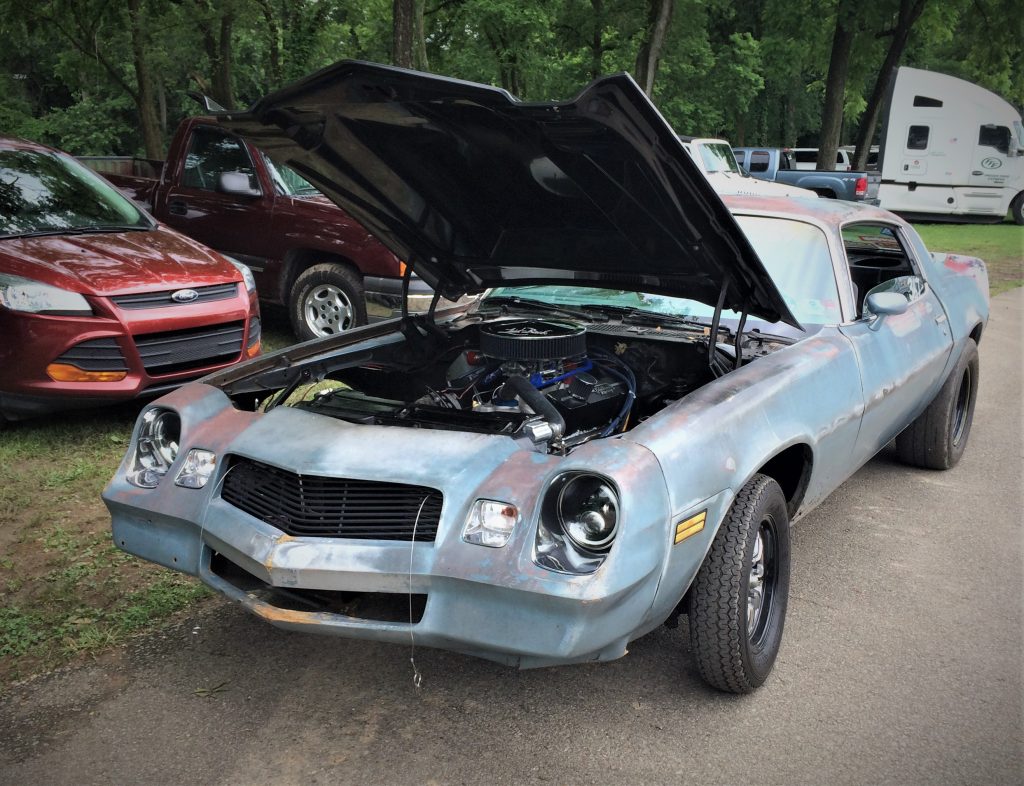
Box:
485;215;840;328
700;143;743;175
262;154;320;197
1015;120;1024;149
0;149;151;238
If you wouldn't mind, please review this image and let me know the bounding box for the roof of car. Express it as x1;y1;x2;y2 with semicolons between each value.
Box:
722;194;904;229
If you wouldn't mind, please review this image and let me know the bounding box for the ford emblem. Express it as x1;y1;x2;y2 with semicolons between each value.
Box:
171;288;200;303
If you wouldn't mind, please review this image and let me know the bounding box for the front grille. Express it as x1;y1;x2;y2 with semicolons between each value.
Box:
53;338;128;371
111;282;239;310
134;321;244;375
221;456;443;541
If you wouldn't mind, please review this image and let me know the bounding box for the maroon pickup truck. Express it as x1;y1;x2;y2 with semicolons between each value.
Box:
81;117;433;340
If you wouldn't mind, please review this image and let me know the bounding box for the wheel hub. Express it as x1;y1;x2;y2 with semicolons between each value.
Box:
747;519;775;642
304;284;354;336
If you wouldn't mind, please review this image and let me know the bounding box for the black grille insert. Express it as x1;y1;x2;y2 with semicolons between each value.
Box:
54;338;128;371
134;321;244;375
112;282;239;309
221;457;443;542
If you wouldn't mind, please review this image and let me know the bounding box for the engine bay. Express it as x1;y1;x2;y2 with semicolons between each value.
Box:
243;314;791;455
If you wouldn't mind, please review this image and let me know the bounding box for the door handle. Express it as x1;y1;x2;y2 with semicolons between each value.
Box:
971;170;982;176
934;314;947;324
168;199;187;216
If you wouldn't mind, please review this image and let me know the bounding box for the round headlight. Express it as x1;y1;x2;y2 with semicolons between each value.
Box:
557;475;619;551
149;410;180;465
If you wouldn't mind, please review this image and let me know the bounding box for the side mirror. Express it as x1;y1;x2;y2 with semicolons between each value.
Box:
217;171;261;198
865;291;909;329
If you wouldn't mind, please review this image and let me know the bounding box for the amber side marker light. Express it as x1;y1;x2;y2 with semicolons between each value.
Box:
674;510;707;544
245;340;261;358
46;363;127;383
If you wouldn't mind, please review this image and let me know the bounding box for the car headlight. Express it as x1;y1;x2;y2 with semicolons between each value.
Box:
0;273;92;315
557;475;619;551
126;408;181;488
224;256;256;293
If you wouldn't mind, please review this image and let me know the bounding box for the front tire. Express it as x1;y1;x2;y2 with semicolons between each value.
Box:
1010;192;1024;226
689;474;791;693
289;263;367;342
895;338;979;469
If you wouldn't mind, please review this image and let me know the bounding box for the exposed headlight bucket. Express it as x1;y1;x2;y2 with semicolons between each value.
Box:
225;256;256;293
557;475;619;552
175;449;216;489
0;273;92;316
126;408;181;488
463;500;519;548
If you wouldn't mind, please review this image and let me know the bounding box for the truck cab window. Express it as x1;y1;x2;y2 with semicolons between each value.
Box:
906;125;929;150
978;125;1011;155
749;151;770;172
182;128;257;191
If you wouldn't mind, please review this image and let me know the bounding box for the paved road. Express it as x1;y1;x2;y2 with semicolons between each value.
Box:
2;291;1021;786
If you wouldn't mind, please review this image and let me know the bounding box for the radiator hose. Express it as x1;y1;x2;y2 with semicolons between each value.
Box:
500;375;565;440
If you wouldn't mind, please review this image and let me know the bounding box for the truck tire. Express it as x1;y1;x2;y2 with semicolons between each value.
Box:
688;474;791;693
289;263;367;341
1011;192;1024;225
895;338;979;469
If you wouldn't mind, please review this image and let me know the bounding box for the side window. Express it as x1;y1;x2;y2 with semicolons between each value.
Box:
842;223;921;317
749;151;770;173
794;150;817;165
907;125;929;151
181;128;257;191
978;125;1011;155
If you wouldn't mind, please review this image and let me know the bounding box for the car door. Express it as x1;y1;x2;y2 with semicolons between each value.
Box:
159;125;275;266
839;222;953;465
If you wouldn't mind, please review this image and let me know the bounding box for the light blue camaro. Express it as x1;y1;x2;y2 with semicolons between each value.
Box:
104;62;988;693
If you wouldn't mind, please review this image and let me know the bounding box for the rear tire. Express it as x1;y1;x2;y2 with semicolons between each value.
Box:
288;263;366;342
895;339;979;469
688;474;791;693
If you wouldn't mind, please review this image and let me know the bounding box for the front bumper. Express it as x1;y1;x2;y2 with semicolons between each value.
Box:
104;385;691;668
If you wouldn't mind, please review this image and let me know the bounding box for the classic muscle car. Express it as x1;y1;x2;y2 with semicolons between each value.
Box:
103;62;989;693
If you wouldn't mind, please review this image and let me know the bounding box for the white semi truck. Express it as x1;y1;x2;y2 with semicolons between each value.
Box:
878;66;1024;224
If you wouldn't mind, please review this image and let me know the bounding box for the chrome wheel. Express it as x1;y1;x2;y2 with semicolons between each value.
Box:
303;283;354;336
747;517;777;646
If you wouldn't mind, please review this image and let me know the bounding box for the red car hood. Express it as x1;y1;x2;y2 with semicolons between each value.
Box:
0;227;240;296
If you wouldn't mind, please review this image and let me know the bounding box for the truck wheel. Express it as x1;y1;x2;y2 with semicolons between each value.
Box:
895;338;978;469
1011;193;1024;225
289;263;367;341
688;474;791;693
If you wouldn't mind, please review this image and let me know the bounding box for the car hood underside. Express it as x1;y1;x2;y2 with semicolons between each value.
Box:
214;60;797;327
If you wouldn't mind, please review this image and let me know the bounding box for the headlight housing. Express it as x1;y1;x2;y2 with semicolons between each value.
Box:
126;408;181;488
535;472;620;574
557;476;619;551
0;273;92;315
225;256;256;293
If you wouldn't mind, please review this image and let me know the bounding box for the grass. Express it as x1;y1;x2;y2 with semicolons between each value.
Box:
0;405;210;688
912;221;1023;295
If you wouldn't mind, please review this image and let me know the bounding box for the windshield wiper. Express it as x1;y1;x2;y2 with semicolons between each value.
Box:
478;295;600;323
575;303;726;334
1;225;151;240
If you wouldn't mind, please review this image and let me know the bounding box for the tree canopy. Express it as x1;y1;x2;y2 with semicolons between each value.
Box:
1;0;1020;158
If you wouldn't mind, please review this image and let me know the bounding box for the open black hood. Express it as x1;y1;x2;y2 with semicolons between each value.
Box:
216;61;798;327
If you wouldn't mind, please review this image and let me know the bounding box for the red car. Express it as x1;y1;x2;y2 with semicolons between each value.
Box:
0;137;261;424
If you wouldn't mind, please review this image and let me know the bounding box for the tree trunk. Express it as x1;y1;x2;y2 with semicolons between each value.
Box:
589;0;604;80
817;2;856;171
852;0;927;169
634;0;674;97
413;0;429;71
214;13;235;108
127;0;162;158
393;0;414;68
257;0;283;87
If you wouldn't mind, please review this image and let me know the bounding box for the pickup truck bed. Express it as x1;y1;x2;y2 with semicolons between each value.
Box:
733;147;881;204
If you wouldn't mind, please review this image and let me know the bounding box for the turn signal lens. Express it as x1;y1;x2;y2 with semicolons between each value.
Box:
175;449;217;489
245;340;261;358
46;363;126;382
463;500;519;547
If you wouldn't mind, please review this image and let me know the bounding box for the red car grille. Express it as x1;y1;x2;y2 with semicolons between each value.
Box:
134;321;244;375
111;282;239;310
54;338;129;371
220;457;443;542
